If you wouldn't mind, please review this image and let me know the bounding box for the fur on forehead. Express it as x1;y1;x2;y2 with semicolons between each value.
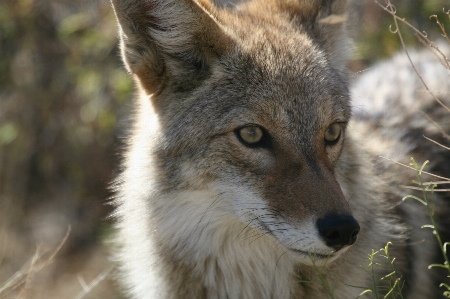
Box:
220;0;350;72
111;0;350;99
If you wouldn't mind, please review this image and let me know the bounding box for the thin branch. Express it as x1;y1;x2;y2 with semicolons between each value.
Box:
376;0;450;69
423;135;450;151
0;227;71;298
399;185;450;192
74;266;114;299
419;111;450;140
429;14;450;44
375;0;450;114
377;155;450;182
416;89;450;96
422;181;450;185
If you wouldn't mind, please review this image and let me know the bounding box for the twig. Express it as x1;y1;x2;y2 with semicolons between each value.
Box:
74;266;114;299
376;0;450;69
375;0;450;114
419;111;450;140
0;227;71;298
422;181;450;185
399;185;450;192
377;155;450;182
423;135;450;151
429;14;450;44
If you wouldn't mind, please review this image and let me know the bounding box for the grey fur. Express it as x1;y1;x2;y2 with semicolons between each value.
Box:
111;0;450;298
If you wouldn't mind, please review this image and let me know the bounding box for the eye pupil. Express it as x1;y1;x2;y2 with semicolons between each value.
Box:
238;126;264;145
325;123;342;143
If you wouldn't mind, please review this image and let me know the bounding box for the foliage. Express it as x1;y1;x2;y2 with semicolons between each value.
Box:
403;158;450;298
0;0;132;250
352;0;450;64
0;0;130;297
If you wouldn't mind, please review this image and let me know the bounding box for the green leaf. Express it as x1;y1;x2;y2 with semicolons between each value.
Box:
421;224;435;229
402;195;427;205
381;271;396;281
355;289;372;299
428;264;449;269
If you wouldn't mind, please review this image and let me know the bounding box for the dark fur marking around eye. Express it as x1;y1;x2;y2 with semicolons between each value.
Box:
235;125;272;149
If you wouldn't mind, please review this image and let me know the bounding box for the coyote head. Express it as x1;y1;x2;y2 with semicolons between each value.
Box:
112;0;359;264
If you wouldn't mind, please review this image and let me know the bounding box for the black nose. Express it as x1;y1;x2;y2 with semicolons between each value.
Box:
317;215;360;251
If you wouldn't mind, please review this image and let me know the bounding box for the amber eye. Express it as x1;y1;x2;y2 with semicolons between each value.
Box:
325;123;342;144
238;126;264;145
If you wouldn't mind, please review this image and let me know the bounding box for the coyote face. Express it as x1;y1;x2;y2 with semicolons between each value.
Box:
110;0;450;298
113;0;358;264
206;46;359;261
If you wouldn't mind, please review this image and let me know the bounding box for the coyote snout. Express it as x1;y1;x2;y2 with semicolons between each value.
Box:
260;158;359;260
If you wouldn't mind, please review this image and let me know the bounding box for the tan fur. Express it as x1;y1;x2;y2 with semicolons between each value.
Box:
111;0;450;298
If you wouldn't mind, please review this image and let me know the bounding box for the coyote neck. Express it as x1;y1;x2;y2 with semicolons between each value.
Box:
156;190;301;299
118;184;300;299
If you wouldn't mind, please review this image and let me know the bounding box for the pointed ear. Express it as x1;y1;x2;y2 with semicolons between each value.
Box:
282;0;350;71
111;0;232;94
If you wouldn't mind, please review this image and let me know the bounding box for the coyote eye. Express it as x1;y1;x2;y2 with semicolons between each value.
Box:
236;125;266;147
325;123;342;144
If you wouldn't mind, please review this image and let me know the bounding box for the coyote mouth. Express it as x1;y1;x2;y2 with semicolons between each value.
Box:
252;220;336;261
288;249;334;260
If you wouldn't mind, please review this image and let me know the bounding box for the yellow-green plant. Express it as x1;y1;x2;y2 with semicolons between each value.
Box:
403;158;450;298
344;243;404;299
299;254;337;299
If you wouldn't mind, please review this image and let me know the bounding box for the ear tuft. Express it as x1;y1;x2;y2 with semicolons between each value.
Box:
281;0;350;71
314;0;350;72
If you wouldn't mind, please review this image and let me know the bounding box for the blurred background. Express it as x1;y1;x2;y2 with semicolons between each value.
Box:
0;0;448;298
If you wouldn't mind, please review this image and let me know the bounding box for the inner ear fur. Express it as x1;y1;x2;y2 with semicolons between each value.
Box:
111;0;233;94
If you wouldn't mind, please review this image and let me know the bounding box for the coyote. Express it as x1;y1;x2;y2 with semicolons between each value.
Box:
111;0;450;298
